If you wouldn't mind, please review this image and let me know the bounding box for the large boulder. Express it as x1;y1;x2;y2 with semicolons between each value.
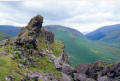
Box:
86;61;105;80
73;61;120;81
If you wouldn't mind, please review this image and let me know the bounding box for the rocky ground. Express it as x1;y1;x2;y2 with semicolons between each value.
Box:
0;15;120;81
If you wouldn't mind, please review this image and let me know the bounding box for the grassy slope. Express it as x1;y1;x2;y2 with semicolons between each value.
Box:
0;55;23;81
45;25;120;67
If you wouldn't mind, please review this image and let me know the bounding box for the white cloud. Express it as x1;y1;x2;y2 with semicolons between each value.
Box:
0;0;120;32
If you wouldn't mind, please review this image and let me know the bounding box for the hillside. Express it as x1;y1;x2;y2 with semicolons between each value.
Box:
0;25;21;37
85;24;120;47
45;25;120;67
0;32;11;41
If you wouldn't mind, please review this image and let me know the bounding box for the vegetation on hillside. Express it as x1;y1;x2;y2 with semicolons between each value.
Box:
0;37;64;80
45;25;120;67
86;24;120;48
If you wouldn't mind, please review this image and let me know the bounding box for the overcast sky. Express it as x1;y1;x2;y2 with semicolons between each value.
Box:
0;0;120;33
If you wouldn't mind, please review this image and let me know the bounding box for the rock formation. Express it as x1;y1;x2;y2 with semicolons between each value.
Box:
4;15;69;81
16;15;54;48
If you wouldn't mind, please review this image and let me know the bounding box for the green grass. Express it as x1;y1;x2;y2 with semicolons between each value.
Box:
28;55;62;80
46;26;120;67
37;37;63;57
36;38;64;80
50;40;63;57
0;56;23;81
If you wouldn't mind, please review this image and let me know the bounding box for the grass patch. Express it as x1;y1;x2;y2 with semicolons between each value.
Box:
37;37;63;57
0;56;23;81
50;40;63;57
37;37;48;51
28;55;62;80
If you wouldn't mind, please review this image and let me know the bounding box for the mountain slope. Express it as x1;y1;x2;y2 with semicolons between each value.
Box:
0;25;21;37
85;24;120;47
45;25;120;66
0;32;11;41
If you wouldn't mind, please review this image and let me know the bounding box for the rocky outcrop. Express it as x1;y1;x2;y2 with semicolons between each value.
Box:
16;15;54;48
13;15;69;81
62;63;73;76
71;61;120;81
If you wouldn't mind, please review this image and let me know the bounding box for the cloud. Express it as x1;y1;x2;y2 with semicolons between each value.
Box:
0;0;120;32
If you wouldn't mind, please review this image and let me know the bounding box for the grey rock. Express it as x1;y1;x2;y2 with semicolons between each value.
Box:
98;76;111;81
62;63;73;75
5;75;15;81
74;73;94;81
75;64;89;74
62;72;71;81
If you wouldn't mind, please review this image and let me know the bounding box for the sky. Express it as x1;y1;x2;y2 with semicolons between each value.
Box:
0;0;120;33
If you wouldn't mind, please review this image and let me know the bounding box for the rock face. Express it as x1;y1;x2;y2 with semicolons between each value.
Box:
16;15;54;48
73;61;120;81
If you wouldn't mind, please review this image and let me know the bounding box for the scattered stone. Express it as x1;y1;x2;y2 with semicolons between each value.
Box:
62;72;71;81
5;75;15;81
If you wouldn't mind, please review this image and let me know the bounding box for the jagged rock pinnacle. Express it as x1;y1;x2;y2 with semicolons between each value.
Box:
28;15;43;30
16;15;54;48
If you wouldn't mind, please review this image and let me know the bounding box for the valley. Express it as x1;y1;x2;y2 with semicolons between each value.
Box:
0;24;120;67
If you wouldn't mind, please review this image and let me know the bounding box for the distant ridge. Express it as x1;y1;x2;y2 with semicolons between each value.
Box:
0;25;21;37
86;24;120;40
